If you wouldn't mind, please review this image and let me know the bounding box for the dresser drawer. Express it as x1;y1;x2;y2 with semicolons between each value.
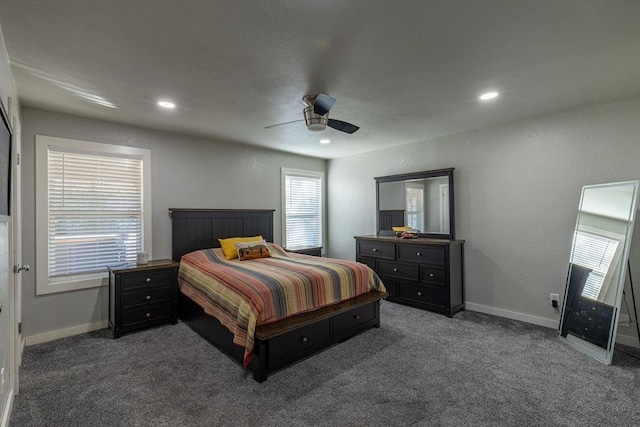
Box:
398;283;446;307
378;261;419;281
397;245;445;265
333;303;375;336
420;266;446;286
121;286;174;309
269;318;332;364
121;303;173;327
357;257;376;270
121;270;173;292
357;241;395;259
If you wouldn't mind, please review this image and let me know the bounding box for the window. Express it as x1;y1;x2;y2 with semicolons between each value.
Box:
571;230;619;300
405;182;424;231
281;168;324;250
35;135;151;295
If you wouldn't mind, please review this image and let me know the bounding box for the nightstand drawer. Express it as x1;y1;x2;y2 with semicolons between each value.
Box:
269;318;332;364
397;245;445;265
121;270;173;292
121;287;174;309
121;304;173;326
357;241;395;259
333;303;375;336
377;261;419;281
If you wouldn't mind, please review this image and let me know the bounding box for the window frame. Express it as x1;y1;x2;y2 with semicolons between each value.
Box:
35;135;152;295
281;167;325;252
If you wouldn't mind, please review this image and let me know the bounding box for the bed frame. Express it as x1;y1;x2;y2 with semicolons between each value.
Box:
170;208;387;382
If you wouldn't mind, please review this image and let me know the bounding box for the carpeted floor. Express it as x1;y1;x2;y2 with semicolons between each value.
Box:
9;301;640;426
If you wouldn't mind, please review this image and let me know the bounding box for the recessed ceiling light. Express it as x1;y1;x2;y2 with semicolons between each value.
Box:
479;92;499;101
157;100;176;109
319;139;330;144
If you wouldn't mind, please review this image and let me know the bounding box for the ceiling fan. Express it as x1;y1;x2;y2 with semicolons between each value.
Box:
265;93;359;134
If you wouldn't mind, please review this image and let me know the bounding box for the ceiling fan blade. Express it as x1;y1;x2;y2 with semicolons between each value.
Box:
264;119;305;129
327;119;359;134
313;93;336;116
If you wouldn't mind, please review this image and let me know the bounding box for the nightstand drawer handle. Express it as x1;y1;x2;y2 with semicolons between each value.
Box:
429;273;435;277
146;295;151;301
353;315;360;320
393;268;398;272
416;252;422;256
372;248;378;252
417;291;422;296
145;312;151;318
301;337;308;343
145;278;151;283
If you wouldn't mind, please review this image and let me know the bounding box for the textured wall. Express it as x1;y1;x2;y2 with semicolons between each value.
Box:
20;108;326;337
328;97;640;340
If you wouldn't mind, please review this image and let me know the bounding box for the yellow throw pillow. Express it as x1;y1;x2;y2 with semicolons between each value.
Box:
218;235;263;260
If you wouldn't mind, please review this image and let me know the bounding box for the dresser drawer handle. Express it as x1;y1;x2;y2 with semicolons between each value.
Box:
429;273;435;278
417;291;422;296
146;295;151;301
372;248;378;252
416;252;422;256
301;336;308;343
353;315;360;320
145;278;151;283
145;312;151;318
393;268;398;272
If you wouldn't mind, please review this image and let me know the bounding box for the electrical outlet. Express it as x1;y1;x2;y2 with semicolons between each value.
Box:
550;293;560;306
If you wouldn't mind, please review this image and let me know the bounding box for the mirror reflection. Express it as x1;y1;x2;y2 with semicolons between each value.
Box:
559;181;639;364
376;168;455;239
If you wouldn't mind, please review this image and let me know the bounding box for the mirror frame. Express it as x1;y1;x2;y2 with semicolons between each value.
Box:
558;180;639;365
375;168;455;240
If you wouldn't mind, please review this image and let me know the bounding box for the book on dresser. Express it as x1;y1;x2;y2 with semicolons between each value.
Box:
355;235;464;317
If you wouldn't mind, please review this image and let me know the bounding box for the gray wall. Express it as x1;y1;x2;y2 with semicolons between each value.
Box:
327;97;640;341
20;108;326;338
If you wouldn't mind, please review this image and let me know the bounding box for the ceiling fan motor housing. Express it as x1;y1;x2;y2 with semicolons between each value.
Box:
303;106;328;131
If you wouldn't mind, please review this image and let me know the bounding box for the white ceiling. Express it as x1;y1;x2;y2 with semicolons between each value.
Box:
1;1;639;159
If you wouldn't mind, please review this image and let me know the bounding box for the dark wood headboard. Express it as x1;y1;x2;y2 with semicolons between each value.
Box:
169;209;275;262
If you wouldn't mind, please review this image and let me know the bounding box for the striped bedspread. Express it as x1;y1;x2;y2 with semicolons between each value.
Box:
177;243;385;366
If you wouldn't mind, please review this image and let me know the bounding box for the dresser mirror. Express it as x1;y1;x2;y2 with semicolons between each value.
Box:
376;168;455;240
559;180;639;364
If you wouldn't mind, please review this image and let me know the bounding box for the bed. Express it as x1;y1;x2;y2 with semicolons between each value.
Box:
170;208;388;382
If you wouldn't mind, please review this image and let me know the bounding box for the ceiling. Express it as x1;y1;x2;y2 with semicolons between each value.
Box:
1;1;639;159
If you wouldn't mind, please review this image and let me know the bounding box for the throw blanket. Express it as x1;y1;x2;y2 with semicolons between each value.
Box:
178;243;385;366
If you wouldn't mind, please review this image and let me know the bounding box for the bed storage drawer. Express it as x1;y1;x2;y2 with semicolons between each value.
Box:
333;303;375;336
269;318;332;364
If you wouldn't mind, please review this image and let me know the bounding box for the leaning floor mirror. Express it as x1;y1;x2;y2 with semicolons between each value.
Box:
559;180;639;364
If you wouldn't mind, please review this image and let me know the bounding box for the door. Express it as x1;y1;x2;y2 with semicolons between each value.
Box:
11;116;21;393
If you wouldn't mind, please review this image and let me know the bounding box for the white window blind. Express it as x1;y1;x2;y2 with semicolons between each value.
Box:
283;169;323;249
405;183;424;231
47;149;144;277
571;231;619;300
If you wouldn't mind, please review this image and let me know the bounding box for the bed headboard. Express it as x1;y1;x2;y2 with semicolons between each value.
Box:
169;209;275;262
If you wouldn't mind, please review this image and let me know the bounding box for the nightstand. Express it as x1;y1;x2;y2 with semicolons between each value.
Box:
285;247;322;257
108;259;180;338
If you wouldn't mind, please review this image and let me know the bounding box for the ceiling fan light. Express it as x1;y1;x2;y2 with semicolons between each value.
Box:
308;123;327;131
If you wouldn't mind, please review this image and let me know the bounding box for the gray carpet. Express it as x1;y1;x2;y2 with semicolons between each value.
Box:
9;302;640;426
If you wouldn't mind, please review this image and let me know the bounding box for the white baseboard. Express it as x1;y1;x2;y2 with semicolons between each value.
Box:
25;321;108;346
465;302;640;349
465;302;559;329
1;389;14;427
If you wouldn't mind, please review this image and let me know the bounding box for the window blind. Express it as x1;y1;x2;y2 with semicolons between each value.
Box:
405;183;424;231
284;172;322;249
48;149;143;278
572;231;619;300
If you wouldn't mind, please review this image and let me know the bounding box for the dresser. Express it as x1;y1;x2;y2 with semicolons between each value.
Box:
355;235;464;317
108;259;179;338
